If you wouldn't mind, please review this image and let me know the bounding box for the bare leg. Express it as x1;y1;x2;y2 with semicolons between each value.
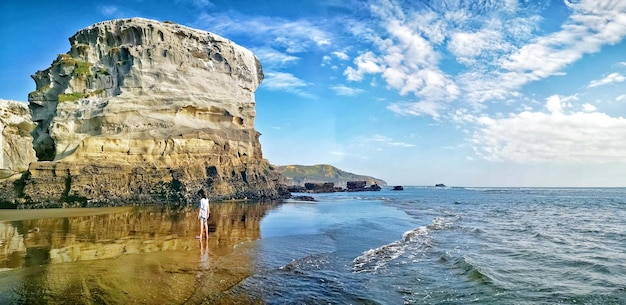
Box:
198;218;203;239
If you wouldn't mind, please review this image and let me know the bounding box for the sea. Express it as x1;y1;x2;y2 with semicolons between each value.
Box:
241;187;626;304
1;186;625;304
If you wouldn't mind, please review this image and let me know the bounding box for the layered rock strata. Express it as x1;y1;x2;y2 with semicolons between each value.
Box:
11;18;287;207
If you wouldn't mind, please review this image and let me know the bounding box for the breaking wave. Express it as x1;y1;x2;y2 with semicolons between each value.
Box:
352;215;454;273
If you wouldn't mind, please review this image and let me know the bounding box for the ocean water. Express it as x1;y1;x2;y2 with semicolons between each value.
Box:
240;187;626;304
1;187;625;304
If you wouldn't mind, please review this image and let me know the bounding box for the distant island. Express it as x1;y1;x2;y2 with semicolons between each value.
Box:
273;164;387;188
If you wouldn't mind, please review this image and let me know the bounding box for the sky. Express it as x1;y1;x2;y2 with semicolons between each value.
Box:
1;0;626;187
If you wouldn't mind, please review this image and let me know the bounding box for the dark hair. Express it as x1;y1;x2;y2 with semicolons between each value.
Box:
198;189;206;198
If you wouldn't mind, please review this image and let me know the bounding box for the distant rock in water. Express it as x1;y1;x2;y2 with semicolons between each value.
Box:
392;186;404;191
288;180;381;193
435;184;446;187
2;18;289;207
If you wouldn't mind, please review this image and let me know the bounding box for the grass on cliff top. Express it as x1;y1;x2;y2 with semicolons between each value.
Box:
57;89;106;103
58;92;87;103
57;54;93;77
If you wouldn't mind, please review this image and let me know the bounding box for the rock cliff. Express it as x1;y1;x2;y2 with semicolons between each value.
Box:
6;18;288;207
0;100;37;179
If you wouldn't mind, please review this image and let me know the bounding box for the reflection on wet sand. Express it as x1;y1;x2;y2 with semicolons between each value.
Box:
0;202;277;304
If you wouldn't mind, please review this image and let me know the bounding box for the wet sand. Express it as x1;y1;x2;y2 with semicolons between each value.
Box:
0;203;276;304
0;207;134;222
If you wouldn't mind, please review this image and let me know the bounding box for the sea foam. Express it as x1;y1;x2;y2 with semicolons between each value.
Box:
352;215;453;273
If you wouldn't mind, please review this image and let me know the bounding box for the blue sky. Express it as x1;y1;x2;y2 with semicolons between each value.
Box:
1;0;626;187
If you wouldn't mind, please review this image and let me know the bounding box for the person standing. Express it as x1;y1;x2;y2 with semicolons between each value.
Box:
197;189;210;240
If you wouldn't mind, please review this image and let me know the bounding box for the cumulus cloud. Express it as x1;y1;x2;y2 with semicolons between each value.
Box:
470;95;626;163
588;72;626;88
582;103;597;112
332;51;349;60
344;51;384;81
344;0;626;118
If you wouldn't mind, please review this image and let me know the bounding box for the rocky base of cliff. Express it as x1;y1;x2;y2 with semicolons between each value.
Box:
1;160;289;208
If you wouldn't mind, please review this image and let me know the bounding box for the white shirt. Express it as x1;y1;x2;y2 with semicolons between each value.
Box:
199;198;209;218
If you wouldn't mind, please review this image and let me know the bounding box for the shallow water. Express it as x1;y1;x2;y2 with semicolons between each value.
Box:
0;203;275;304
1;188;625;304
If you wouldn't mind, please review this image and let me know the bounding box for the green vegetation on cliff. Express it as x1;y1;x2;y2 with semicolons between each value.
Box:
274;164;386;187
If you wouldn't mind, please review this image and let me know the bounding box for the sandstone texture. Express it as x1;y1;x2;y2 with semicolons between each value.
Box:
0;100;37;179
3;18;288;207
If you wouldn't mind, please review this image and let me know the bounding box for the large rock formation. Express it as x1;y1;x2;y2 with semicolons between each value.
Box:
10;18;288;207
0;100;37;179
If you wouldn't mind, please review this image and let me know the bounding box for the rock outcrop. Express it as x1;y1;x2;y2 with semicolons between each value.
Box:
6;18;288;207
274;164;387;188
0;100;37;179
286;180;381;193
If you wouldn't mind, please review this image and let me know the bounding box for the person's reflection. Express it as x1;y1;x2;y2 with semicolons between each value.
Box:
199;237;210;270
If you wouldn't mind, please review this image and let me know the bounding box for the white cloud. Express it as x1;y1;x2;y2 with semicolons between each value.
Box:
588;72;626;88
175;0;214;8
99;5;118;16
471;96;626;164
582;103;597;112
262;72;314;98
616;94;626;101
344;51;383;81
345;0;626;119
253;47;300;67
501;0;626;81
448;25;510;65
332;51;349;60
344;3;461;117
330;85;365;96
545;94;577;114
387;100;443;119
351;134;415;150
193;12;332;53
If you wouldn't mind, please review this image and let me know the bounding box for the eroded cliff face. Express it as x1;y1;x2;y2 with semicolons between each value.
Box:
17;18;287;207
0;100;37;179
